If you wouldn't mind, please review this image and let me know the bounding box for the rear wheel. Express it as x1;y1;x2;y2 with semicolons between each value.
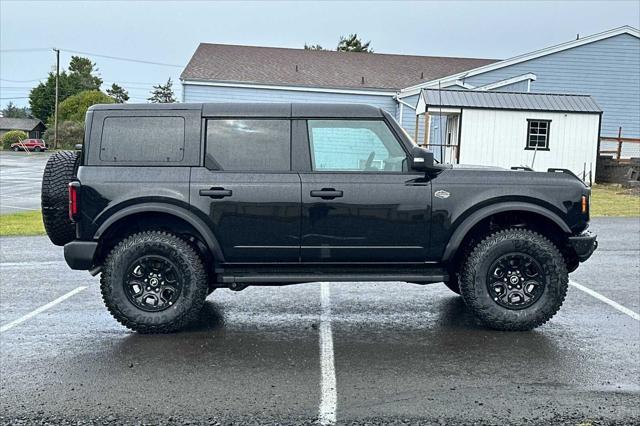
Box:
100;231;208;333
459;228;568;331
12;146;19;152
41;151;79;246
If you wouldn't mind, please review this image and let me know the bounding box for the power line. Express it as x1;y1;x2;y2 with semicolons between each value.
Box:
0;47;51;53
59;48;184;68
0;78;47;83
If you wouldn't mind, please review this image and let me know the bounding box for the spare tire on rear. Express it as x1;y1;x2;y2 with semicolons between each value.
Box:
41;151;80;246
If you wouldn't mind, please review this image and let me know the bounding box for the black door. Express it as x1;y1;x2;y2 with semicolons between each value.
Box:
300;119;431;262
190;119;301;263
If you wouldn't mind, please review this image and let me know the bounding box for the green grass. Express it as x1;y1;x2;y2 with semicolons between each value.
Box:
0;211;45;237
590;185;640;217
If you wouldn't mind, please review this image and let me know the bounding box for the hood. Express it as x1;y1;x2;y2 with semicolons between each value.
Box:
451;164;506;171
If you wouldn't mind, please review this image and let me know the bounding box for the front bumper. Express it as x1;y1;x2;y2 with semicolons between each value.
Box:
64;240;98;270
568;231;598;262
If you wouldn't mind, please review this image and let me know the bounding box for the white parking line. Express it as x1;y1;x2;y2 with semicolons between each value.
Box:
319;282;337;425
570;280;640;321
0;286;87;332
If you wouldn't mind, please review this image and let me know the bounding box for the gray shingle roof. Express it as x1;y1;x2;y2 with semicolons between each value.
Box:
0;118;44;131
421;89;601;113
181;43;498;91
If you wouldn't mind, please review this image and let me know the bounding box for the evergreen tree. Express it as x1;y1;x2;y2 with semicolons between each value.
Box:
304;43;324;51
28;55;103;122
337;34;373;53
148;78;176;103
68;56;103;91
1;102;31;118
106;83;130;103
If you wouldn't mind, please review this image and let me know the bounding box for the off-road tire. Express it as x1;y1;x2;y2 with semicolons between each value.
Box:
41;150;80;246
100;231;208;333
459;228;568;331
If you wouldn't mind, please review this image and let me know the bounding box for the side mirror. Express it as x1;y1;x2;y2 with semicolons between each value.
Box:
410;146;434;171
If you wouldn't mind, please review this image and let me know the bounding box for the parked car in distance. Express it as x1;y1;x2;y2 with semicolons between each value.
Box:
40;103;597;334
11;139;47;152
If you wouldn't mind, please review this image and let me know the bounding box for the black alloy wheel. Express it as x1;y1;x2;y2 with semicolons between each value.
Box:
124;255;183;312
101;231;208;333
458;228;568;331
486;253;545;309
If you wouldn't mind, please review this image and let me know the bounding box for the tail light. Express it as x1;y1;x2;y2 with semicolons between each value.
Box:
68;182;80;222
581;195;588;214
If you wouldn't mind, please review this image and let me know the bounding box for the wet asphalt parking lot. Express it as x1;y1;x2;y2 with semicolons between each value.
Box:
0;151;51;214
0;218;638;425
0;151;639;425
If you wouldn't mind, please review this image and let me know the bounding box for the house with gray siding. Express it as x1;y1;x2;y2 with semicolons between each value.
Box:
399;26;640;157
180;43;495;123
182;25;640;160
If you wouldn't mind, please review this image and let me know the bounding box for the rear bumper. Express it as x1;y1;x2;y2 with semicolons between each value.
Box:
64;240;98;270
568;231;598;262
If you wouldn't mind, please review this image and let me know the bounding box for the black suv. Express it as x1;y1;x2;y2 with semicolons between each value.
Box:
41;103;597;333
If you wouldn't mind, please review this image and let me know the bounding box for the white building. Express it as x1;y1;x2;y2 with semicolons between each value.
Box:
415;89;602;178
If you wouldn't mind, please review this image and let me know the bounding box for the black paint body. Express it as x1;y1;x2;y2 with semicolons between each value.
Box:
68;103;594;280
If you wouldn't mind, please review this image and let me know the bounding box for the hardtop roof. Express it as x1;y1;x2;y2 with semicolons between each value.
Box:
88;102;386;118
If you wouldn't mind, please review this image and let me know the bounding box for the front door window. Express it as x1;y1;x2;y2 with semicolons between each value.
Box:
307;120;407;172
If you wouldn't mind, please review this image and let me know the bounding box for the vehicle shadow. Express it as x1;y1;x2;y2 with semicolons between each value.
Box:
182;300;227;332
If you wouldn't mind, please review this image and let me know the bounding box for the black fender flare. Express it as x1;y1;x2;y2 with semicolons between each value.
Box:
441;202;571;261
94;202;225;262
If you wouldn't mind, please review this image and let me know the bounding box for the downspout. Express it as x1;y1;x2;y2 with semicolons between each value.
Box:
394;94;418;138
395;96;417;110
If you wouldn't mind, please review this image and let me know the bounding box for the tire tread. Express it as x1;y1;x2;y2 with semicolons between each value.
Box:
41;150;79;246
100;231;208;333
459;228;568;331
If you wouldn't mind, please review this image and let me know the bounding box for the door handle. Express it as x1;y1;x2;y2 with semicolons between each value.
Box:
310;188;343;200
199;187;232;199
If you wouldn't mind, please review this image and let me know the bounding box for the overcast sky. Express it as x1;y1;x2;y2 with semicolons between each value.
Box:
1;0;639;107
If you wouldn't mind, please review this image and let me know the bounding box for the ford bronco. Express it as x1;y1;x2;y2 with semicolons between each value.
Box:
41;103;597;333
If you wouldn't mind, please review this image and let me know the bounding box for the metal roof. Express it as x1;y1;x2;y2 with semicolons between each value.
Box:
420;89;602;113
181;43;497;91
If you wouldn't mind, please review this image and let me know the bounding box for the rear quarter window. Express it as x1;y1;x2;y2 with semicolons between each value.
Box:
99;116;185;163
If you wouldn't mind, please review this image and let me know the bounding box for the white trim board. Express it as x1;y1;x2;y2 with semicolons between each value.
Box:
399;26;639;98
474;73;537;91
182;79;396;97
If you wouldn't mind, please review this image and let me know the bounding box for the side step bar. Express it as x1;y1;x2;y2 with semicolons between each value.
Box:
218;265;449;285
221;273;448;284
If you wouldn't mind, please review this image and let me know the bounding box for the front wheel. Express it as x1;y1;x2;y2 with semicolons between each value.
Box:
100;231;209;333
459;228;568;331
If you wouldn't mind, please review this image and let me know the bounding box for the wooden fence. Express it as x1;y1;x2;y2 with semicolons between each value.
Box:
599;127;640;160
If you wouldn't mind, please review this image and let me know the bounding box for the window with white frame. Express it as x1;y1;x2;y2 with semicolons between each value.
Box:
525;119;551;150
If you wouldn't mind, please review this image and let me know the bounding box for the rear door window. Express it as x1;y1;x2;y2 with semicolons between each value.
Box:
100;116;185;162
206;119;290;171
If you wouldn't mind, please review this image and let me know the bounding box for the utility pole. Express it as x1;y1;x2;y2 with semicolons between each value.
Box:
53;48;60;150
